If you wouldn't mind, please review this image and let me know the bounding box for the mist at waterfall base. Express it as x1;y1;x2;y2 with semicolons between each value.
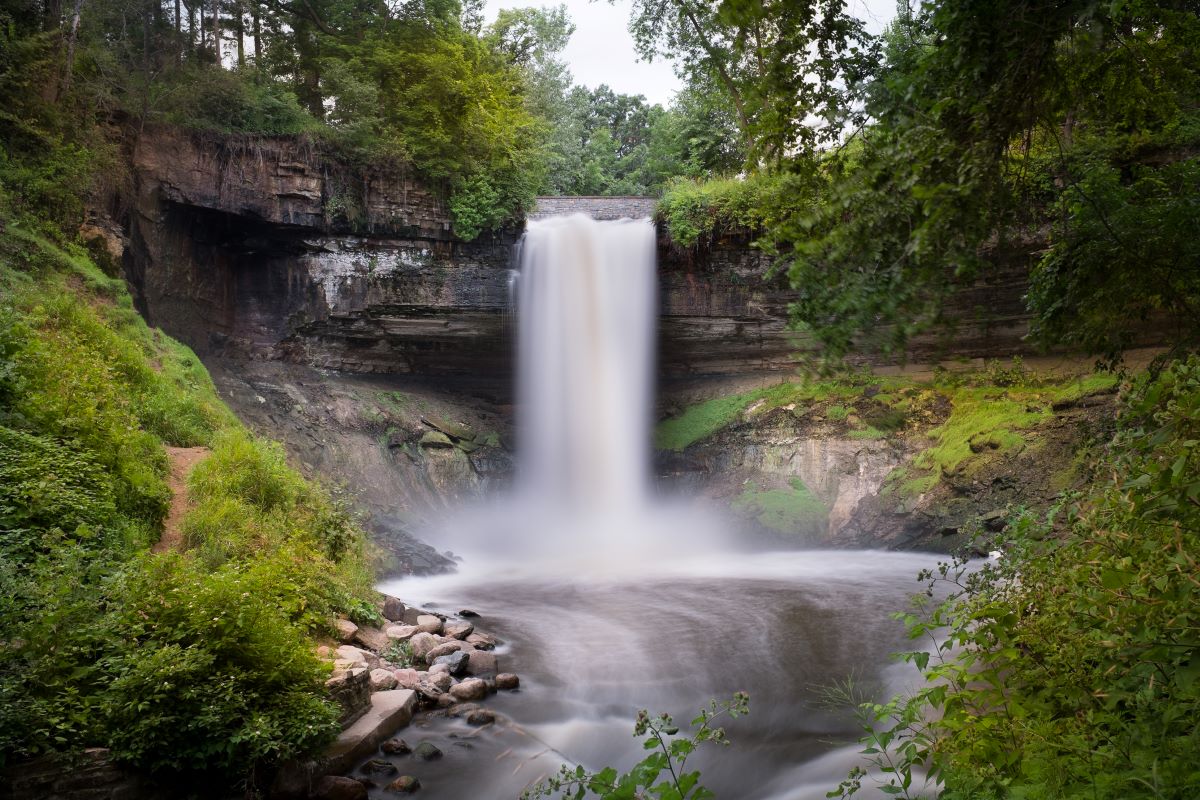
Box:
377;215;939;799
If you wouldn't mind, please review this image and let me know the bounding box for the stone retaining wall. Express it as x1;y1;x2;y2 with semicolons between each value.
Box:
1;749;168;800
528;196;657;220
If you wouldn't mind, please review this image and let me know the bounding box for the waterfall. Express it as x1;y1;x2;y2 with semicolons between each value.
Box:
515;214;657;511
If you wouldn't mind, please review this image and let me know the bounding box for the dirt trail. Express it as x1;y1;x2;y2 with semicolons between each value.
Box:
152;445;211;554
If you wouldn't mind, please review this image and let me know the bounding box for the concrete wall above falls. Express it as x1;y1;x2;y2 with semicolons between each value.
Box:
528;196;658;220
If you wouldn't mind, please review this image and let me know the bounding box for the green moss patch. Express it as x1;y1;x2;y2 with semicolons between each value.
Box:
732;478;828;535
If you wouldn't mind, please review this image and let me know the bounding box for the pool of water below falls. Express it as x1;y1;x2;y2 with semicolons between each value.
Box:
367;549;942;800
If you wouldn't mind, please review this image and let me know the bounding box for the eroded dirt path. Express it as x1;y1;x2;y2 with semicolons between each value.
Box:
152;445;211;554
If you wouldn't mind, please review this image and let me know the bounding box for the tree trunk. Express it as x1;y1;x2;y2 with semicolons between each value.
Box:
235;0;244;68
58;0;86;96
211;0;220;66
295;22;323;118
174;0;182;64
252;4;261;66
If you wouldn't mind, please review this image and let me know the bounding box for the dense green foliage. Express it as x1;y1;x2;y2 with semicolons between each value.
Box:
782;0;1200;361
0;215;374;783
837;357;1200;800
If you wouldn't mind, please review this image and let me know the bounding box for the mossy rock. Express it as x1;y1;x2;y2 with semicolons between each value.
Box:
419;431;454;448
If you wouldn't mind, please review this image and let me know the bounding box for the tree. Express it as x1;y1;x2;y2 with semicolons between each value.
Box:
778;0;1200;364
623;0;875;166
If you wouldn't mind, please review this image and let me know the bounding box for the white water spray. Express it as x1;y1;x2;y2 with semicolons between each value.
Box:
516;214;658;512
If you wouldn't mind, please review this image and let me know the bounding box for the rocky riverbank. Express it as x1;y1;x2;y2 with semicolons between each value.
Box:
298;595;522;799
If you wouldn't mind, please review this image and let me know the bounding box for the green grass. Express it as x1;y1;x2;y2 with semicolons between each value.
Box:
893;372;1120;497
0;217;375;780
732;478;828;535
655;379;874;451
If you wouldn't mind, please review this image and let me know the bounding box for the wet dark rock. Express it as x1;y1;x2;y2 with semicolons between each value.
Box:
413;742;443;761
380;738;410;755
386;775;421;793
432;651;470;676
981;510;1009;531
361;759;397;776
311;775;368;800
458;609;480;618
466;709;496;726
382;596;406;622
495;673;520;690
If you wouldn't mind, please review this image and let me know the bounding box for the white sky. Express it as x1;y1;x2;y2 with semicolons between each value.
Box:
482;0;900;107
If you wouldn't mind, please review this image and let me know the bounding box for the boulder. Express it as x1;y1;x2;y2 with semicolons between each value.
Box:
463;651;496;677
413;741;443;761
408;632;440;661
335;645;368;667
428;673;452;691
380;738;410;755
392;668;421;689
316;645;333;660
415;615;443;635
334;619;359;644
385;624;419;642
466;632;496;650
354;626;390;653
386;775;421;793
414;682;443;705
443;621;474;640
467;709;496;726
432;651;470;677
427;663;450;676
424;641;468;663
419;431;453;448
382;596;406;622
360;758;396;775
458;609;480;618
369;669;398;691
449;678;487;702
311;776;367;800
495;673;520;691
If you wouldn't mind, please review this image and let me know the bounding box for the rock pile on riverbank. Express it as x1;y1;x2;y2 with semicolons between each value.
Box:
305;595;520;799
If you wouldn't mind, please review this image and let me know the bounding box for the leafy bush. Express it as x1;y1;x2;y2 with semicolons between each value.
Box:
0;219;374;783
155;68;318;136
97;555;341;776
657;171;822;248
0;425;117;537
836;357;1200;799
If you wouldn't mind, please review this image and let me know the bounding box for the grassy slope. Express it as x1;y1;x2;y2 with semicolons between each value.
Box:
656;366;1119;513
0;221;377;782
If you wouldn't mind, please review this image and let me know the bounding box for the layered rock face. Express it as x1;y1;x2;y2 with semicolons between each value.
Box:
127;127;519;383
125;128;1043;387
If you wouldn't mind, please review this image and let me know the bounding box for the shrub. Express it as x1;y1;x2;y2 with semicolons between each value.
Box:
837;357;1200;800
97;555;341;776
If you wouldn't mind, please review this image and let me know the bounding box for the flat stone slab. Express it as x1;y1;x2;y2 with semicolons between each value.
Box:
324;690;417;775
